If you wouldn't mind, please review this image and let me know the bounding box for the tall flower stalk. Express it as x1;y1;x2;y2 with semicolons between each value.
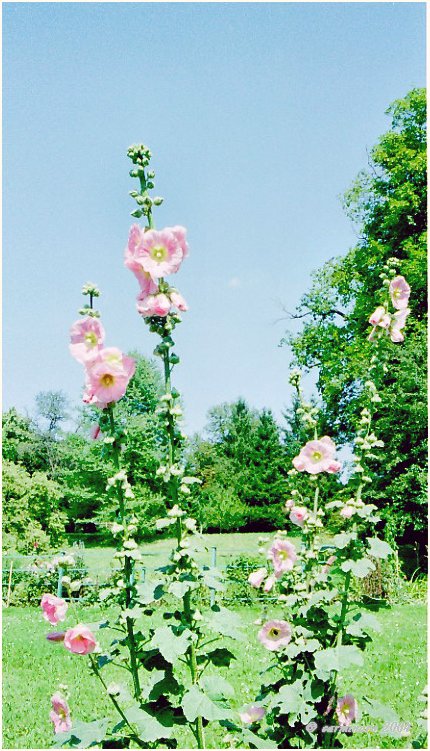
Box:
42;143;241;750
246;259;411;748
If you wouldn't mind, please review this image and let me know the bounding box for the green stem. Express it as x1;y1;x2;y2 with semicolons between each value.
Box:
107;405;141;700
89;655;146;748
336;570;352;647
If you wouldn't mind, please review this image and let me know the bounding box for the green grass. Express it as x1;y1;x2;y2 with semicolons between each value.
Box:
2;535;427;749
63;532;273;581
2;600;427;749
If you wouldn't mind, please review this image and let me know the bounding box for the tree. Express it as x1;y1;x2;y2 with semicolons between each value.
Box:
282;89;427;545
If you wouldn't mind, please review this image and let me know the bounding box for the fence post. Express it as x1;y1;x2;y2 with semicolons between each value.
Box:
57;551;66;598
210;546;217;608
6;561;13;608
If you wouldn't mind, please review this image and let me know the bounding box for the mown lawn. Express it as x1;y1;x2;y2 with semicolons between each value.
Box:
2;599;427;749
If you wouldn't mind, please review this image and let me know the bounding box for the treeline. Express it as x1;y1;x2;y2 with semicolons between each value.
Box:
3;376;311;551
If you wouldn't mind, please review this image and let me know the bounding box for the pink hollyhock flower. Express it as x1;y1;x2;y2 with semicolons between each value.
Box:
336;694;358;727
64;624;97;655
340;506;354;519
389;276;410;310
170;225;189;259
293;436;341;475
285;499;294;510
289;506;309;527
41;594;68;625
248;568;267;588
267;539;297;576
46;631;66;642
69;317;105;364
258;620;292;651
124;225;187;281
50;692;72;734
239;704;266;724
124;225;159;294
83;348;135;408
170;290;188;312
136;291;171;317
263;574;277;592
389;308;410;343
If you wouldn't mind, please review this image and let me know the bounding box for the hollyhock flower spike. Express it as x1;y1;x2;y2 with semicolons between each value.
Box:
268;539;297;576
69;317;105;364
289;506;309;527
293;436;341;475
336;695;358;727
239;705;266;724
248;568;268;588
258;620;292;651
41;594;68;625
389;275;410;310
64;624;97;655
50;693;72;734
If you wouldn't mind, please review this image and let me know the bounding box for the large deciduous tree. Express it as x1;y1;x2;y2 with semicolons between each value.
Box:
282;88;427;546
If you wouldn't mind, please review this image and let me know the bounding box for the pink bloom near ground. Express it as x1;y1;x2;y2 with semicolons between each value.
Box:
64;624;97;655
50;693;72;734
268;539;297;576
258;620;292;651
41;594;68;625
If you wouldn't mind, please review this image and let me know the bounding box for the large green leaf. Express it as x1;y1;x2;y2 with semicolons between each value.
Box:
137;581;164;605
314;645;363;679
198;647;236;667
200;674;235;700
125;705;173;742
341;557;375;578
148;627;191;664
273;681;306;715
333;532;356;549
367;538;393;559
346;612;381;637
181;685;233;722
205;606;244;640
54;718;109;748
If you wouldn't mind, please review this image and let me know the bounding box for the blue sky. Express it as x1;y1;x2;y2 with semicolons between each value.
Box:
3;2;426;434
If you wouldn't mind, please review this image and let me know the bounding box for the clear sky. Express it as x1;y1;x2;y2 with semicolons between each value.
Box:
3;2;426;434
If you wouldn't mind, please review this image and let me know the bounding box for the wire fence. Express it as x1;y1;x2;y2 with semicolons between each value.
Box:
2;543;278;607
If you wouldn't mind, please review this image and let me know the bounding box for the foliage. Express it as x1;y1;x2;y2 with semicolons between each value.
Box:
3;460;66;550
282;89;427;544
189;401;289;530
